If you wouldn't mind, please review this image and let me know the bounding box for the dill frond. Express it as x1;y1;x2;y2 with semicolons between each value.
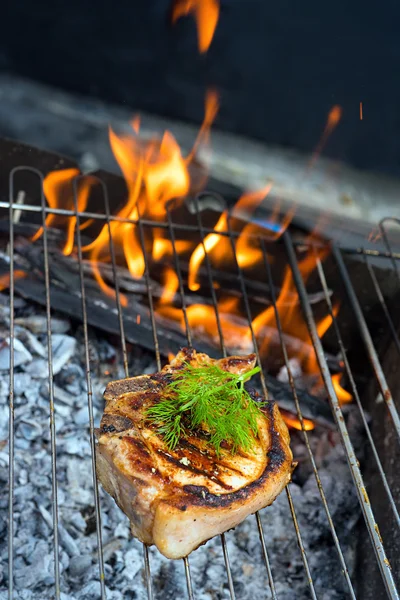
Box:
146;361;265;455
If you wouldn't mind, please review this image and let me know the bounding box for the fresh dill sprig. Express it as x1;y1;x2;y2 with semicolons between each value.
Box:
146;362;264;455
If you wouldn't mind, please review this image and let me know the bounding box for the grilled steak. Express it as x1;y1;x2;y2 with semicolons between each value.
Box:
95;348;294;559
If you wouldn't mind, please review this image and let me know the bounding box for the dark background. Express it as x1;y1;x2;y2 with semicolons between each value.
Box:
0;0;399;176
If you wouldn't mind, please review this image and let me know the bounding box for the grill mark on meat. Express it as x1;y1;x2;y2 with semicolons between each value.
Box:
123;436;154;475
176;401;289;509
104;376;158;401
177;439;245;476
218;354;256;373
149;372;173;385
129;391;159;411
175;346;196;363
100;414;134;434
157;450;234;490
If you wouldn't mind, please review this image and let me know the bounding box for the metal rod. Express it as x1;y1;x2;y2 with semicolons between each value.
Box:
285;486;317;600
364;254;400;357
166;203;196;599
284;232;399;600
7;171;16;600
100;185;154;600
9;167;63;597
255;513;278;600
39;170;61;600
134;202;196;599
166;201;192;347
192;200;227;355
135;206;161;371
72;176;108;598
379;218;400;279
332;246;400;441
224;213;279;598
3;197;400;259
183;557;195;600
190;199;235;600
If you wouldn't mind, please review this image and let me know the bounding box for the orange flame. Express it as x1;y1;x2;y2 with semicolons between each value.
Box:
172;0;220;53
160;266;179;305
187;183;279;290
187;89;220;163
32;168;92;255
158;297;249;349
233;184;277;268
186;301;248;346
188;212;228;291
0;270;26;291
281;410;315;431
252;244;331;373
332;373;352;404
307;106;342;173
152;231;193;262
82;90;218;303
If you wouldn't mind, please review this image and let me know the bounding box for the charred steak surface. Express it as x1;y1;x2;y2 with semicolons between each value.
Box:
95;348;294;559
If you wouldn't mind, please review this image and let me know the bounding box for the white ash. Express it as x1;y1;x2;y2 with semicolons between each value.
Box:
0;300;363;599
277;358;303;383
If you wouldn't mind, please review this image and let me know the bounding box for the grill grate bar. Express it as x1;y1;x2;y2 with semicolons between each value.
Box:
38;168;62;600
72;176;109;599
314;249;400;530
7;175;16;600
284;232;400;600
364;254;400;356
185;197;237;599
261;239;357;598
332;247;400;441
136;200;197;599
97;183;155;600
136;201;197;598
255;513;278;600
183;557;194;600
166;201;192;348
285;486;317;600
224;209;279;598
5;196;400;258
379;218;400;278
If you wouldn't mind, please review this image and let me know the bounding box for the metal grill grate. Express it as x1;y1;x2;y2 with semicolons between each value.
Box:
3;166;400;599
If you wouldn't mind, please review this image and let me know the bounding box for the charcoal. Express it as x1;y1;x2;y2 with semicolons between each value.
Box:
14;552;55;589
22;358;49;379
15;315;71;335
64;511;87;533
18;420;43;441
13;372;34;396
0;337;32;370
15;327;47;358
73;406;89;426
68;554;93;577
77;580;102;599
51;334;77;374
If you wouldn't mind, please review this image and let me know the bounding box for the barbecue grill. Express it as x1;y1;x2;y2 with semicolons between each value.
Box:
2;143;400;600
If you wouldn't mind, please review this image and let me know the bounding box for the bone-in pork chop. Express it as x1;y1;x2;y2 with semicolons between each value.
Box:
95;348;294;559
